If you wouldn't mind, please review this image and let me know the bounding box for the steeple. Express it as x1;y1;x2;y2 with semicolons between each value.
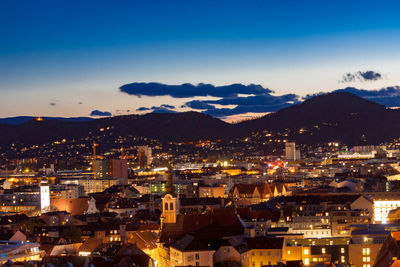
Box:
161;163;179;224
165;163;176;196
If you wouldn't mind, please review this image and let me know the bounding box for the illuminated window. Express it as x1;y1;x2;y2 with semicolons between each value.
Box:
363;257;370;262
304;249;309;255
341;248;345;253
321;248;326;254
362;248;370;255
341;256;345;263
304;258;309;265
287;250;291;255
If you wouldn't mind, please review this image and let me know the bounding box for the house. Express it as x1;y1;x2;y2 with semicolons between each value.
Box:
170;234;217;267
199;185;225;198
272;183;289;197
232;184;261;204
243;237;284;267
40;211;72;226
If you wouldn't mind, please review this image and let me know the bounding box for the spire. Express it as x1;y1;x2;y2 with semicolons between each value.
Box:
165;163;176;196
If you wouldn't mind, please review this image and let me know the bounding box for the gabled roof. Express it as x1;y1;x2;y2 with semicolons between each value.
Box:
257;183;273;197
232;184;259;195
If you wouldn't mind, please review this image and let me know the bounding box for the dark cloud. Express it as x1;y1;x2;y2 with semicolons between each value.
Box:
124;82;300;118
136;105;176;113
159;104;175;109
49;102;56;106
334;86;400;107
340;71;383;83
78;102;83;104
184;101;216;110
136;107;151;111
151;107;177;114
90;110;112;117
183;93;300;117
119;82;273;98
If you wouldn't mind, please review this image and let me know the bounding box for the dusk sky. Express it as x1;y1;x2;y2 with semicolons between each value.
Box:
2;0;400;120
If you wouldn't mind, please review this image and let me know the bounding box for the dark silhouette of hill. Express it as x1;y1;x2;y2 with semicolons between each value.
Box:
2;92;400;147
239;92;400;144
0;116;93;125
0;112;239;146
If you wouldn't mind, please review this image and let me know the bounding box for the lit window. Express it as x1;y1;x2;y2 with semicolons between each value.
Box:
362;248;370;255
341;248;345;253
322;248;326;254
304;249;309;255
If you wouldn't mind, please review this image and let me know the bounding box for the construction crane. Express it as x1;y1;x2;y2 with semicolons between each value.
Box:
92;142;99;178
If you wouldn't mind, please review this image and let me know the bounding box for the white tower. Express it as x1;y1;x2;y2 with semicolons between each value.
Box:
40;181;50;214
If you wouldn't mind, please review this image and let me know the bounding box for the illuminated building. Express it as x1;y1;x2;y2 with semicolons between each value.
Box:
0;241;41;264
285;141;301;161
138;145;153;168
374;200;400;223
40;181;50;214
198;185;225;198
348;224;395;267
95;159;128;185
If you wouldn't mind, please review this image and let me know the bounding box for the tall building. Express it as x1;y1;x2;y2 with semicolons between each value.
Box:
137;146;152;168
95;159;128;185
285;141;301;161
40;181;50;214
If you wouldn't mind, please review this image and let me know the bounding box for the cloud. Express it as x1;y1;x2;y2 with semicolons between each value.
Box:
151;107;177;113
333;86;400;107
49;102;56;106
120;82;273;98
136;104;176;113
78;102;83;105
90;110;112;117
183;93;300;117
340;71;383;83
136;107;151;111
184;101;216;110
123;82;300;118
159;104;175;109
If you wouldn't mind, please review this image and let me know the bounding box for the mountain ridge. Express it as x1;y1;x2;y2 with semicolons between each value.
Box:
1;92;400;146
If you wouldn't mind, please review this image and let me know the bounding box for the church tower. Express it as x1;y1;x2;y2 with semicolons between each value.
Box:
161;164;179;224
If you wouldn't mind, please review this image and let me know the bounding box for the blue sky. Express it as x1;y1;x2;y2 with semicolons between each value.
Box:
1;0;400;119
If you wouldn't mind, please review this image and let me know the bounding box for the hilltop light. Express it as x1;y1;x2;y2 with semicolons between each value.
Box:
35;117;43;121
